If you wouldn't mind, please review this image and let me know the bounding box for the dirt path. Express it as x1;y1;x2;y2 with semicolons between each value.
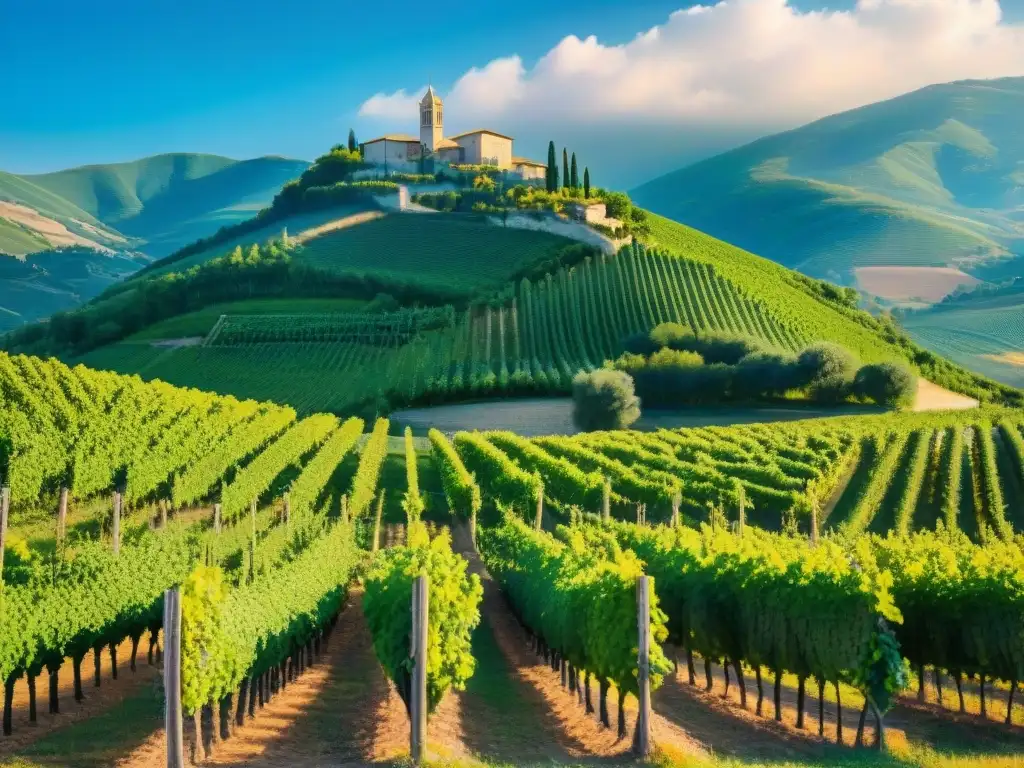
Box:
913;378;979;412
117;589;469;768
292;211;385;245
0;638;161;755
658;649;1024;757
451;524;706;764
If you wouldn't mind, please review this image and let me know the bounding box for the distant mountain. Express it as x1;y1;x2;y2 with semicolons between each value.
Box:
18;153;310;257
0;152;309;327
632;77;1024;299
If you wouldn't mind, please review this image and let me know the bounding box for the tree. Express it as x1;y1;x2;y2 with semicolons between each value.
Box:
584;168;591;199
853;362;916;408
570;153;579;190
572;370;641;431
562;148;570;192
546;141;558;193
348;129;357;152
796;342;859;402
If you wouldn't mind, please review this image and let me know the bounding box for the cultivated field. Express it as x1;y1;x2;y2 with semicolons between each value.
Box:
3;353;1024;768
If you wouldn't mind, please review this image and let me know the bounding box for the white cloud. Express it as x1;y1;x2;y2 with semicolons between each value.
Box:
358;0;1024;128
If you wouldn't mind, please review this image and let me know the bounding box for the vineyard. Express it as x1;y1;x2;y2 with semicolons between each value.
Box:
72;242;890;416
0;350;1023;766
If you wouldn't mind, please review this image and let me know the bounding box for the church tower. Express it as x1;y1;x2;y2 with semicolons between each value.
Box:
420;86;443;152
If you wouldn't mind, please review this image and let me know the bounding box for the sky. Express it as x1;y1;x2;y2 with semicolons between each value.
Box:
2;0;1024;188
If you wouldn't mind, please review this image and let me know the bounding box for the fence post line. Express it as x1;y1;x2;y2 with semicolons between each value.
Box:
635;575;652;757
534;482;544;531
112;490;122;556
0;486;9;585
411;574;429;764
602;477;611;522
164;587;184;768
57;487;69;541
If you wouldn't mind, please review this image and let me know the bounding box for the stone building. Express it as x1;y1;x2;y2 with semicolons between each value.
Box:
362;86;543;179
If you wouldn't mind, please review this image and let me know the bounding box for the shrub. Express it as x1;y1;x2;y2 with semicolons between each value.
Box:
853;362;916;408
797;342;859;390
646;347;704;369
572;369;641;431
649;322;694;350
733;351;801;398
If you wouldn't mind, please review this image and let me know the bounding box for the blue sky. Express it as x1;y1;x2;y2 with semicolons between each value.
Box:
2;0;1023;187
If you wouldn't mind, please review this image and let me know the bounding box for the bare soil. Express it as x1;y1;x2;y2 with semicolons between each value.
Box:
0;637;161;755
854;266;979;303
913;378;979;412
292;212;385;245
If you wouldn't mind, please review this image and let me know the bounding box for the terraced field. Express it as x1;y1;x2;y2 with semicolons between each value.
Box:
902;292;1024;388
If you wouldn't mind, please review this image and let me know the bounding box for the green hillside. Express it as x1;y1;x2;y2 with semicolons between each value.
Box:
49;211;1018;418
632;77;1024;289
900;283;1024;388
21;153;310;256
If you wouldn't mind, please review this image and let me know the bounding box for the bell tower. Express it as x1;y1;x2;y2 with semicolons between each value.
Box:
420;86;443;152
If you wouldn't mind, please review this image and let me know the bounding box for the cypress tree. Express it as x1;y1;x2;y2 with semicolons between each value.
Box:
546;141;557;193
584;168;591;199
570;153;579;190
347;129;357;152
562;148;570;192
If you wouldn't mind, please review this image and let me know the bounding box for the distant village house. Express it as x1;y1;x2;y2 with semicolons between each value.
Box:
361;87;546;181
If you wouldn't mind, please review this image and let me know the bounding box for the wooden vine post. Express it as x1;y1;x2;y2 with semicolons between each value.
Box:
0;486;9;585
160;498;168;529
372;490;384;553
671;492;681;528
283;492;291;527
534;482;544;531
809;493;820;546
112;490;122;555
164;586;185;768
635;575;652;757
213;503;222;535
410;574;429;764
602;477;611;522
341;494;349;523
57;487;69;542
248;500;257;584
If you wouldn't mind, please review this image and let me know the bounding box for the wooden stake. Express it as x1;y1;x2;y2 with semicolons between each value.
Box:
213;503;222;535
602;478;611;522
372;491;384;553
283;493;290;527
57;487;68;541
0;486;8;584
112;490;122;555
410;575;429;764
164;587;184;768
160;499;168;528
634;575;652;757
535;482;544;531
671;492;681;528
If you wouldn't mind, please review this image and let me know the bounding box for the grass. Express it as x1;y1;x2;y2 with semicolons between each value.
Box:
0;217;49;257
294;212;578;291
134;206;369;280
3;678;164;767
127;297;370;340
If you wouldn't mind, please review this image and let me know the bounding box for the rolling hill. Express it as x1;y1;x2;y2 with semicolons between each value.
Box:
899;281;1024;389
26;208;1013;418
0;152;310;328
18;153;310;257
632;77;1024;297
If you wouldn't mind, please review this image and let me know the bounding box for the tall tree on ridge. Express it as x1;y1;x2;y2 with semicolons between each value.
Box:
570;153;579;190
583;167;591;199
546;141;558;193
562;148;570;192
348;129;357;152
